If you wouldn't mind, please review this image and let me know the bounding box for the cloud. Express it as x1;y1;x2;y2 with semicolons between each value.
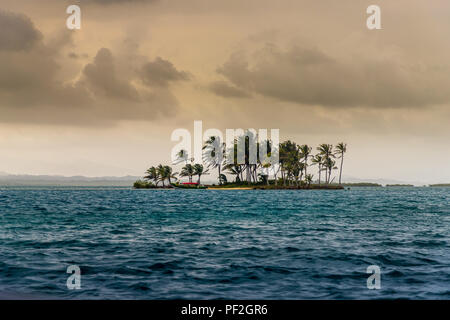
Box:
0;12;185;126
0;10;41;51
139;57;190;87
68;52;88;59
216;45;450;109
82;48;139;100
208;80;251;98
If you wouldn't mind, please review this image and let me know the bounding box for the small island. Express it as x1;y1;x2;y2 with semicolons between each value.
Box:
341;182;382;187
429;183;450;187
134;139;348;190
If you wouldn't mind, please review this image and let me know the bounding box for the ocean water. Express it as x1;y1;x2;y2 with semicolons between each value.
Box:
0;187;448;299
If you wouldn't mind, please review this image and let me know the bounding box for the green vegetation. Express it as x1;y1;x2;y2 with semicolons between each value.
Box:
429;183;450;187
134;163;208;189
143;164;177;187
133;180;155;189
341;182;382;187
252;184;344;190
133;164;178;188
171;182;208;189
200;132;347;187
335;143;347;185
386;184;415;187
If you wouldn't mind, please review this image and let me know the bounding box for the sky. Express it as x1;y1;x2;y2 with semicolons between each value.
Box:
0;0;449;183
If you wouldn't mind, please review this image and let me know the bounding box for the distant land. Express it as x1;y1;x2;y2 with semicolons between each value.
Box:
0;172;446;187
340;176;430;187
386;184;415;187
341;182;382;187
0;173;139;186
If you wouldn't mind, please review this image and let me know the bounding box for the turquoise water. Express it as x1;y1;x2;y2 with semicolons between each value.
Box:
0;187;449;299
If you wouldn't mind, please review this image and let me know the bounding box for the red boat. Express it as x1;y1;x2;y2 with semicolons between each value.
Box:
172;182;207;189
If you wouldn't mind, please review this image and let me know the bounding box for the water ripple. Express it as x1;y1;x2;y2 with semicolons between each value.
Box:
0;186;449;299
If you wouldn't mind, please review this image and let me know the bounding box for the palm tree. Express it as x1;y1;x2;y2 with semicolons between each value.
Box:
335;142;347;185
180;164;194;183
174;149;189;165
311;154;323;186
279;140;299;186
260;141;279;185
292;161;305;186
323;157;337;184
203;136;226;185
225;135;249;183
224;164;242;183
156;164;167;187
164;165;178;185
305;174;314;188
219;174;228;184
144;166;159;186
299;144;312;178
232;132;258;184
193;164;208;184
317;144;334;184
260;162;271;185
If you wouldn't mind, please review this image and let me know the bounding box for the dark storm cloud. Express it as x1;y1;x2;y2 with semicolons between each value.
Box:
0;12;186;125
0;10;41;51
82;48;139;100
208;80;251;98
140;57;190;87
216;45;450;108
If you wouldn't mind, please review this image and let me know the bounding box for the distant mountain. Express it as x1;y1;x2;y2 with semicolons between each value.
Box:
0;173;140;186
342;176;427;187
0;172;433;187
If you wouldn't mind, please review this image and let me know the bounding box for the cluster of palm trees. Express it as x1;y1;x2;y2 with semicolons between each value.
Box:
143;164;177;187
139;135;347;188
278;142;347;186
175;134;347;187
179;163;208;184
140;163;209;187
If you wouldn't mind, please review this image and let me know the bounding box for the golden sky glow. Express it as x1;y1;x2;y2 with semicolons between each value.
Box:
0;0;449;183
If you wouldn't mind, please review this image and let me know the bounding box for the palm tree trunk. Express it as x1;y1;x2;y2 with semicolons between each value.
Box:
304;157;308;177
318;165;321;186
218;165;222;185
339;155;344;185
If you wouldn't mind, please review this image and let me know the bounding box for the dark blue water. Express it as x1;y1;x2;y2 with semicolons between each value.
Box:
0;187;448;299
